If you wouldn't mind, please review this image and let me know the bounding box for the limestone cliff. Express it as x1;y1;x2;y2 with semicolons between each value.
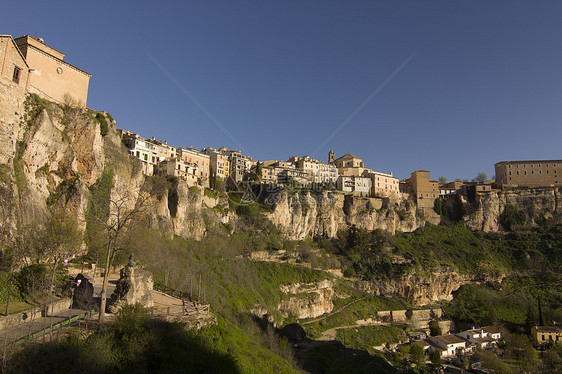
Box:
354;267;505;306
263;191;424;240
277;280;335;319
464;187;562;232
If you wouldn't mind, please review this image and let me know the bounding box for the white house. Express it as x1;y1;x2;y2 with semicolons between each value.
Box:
427;335;466;357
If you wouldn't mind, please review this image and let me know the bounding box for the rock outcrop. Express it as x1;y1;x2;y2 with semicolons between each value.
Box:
464;187;562;232
108;265;154;313
277;280;335;319
355;267;505;306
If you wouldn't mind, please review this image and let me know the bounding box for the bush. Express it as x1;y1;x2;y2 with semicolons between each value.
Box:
499;204;526;231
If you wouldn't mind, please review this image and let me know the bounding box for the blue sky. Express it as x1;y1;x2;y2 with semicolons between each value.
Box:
5;1;562;180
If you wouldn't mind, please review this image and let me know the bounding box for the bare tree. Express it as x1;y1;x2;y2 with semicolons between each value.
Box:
438;176;447;184
35;207;82;297
98;190;148;321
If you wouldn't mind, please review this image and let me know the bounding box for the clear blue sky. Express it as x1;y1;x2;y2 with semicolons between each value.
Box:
5;1;562;181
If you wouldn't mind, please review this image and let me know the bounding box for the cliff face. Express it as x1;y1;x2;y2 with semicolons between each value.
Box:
355;268;505;306
464;188;562;232
264;191;424;240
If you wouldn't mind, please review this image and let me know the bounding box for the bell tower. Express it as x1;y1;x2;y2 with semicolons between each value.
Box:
328;150;335;164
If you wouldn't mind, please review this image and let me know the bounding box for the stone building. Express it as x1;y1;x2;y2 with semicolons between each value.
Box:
330;152;398;197
221;149;256;184
120;131;160;176
0;35;30;91
177;147;211;187
531;325;562;344
401;170;439;209
203;147;230;181
156;158;198;186
336;175;371;196
288;155;337;184
14;35;91;107
495;160;561;188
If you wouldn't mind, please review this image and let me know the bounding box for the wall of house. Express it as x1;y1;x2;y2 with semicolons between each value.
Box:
0;37;29;90
496;161;561;188
15;36;90;107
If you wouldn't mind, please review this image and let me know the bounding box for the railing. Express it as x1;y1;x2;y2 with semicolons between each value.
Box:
151;281;210;317
13;310;95;346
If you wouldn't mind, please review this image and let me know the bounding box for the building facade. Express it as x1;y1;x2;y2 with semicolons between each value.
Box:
288;155;337;184
120;131;159;176
177;147;211;187
368;170;400;197
0;35;30;91
495;160;561;188
401;170;439;209
336;176;371;196
203;147;230;181
222;149;256;184
531;326;562;344
156;158;198;186
14;35;91;107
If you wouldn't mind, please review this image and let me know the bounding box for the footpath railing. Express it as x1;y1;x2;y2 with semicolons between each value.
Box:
151;282;210;317
13;309;95;345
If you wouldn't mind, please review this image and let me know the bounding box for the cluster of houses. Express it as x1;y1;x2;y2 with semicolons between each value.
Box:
2;34;560;204
120;129;402;198
413;327;502;358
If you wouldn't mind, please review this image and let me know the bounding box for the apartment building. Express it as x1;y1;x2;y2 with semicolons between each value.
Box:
495;160;561;188
156;158;198;186
203;147;230;180
177;147;211;187
120;131;160;176
336;176;371;196
221;149;256;184
0;35;30;91
288;155;338;184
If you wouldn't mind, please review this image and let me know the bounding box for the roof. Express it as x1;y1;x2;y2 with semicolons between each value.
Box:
495;160;562;166
0;35;30;69
482;326;501;334
535;325;562;333
335;153;362;161
434;335;466;345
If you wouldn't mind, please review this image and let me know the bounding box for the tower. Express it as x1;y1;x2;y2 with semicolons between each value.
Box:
328;150;335;164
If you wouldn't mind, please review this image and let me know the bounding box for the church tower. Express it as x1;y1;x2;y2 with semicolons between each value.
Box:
328;150;335;164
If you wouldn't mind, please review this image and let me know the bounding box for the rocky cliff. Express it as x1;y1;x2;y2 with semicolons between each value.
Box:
464;187;562;232
354;267;505;306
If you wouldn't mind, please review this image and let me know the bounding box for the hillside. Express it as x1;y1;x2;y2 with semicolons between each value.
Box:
0;89;561;373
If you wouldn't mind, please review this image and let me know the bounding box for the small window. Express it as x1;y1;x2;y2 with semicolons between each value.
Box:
12;66;22;83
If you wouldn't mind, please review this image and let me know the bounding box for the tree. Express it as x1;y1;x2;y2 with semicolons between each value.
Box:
410;343;425;366
96;190;148;321
429;320;442;336
255;161;262;180
472;172;488;183
36;207;82;296
499;204;525;231
438;176;447;184
429;350;441;368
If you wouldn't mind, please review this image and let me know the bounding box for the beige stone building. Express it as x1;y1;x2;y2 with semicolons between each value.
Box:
495;160;561;188
368;170;399;197
177;147;211;187
0;35;30;91
531;326;562;344
147;137;177;161
120;131;160;176
156;158;198;186
401;170;439;209
14;35;91;107
330;152;398;197
336;176;371;196
288;155;337;184
221;148;256;184
203;147;230;180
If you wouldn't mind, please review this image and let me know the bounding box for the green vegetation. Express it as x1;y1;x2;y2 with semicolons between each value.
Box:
443;274;562;328
46;176;79;206
336;325;407;353
303;296;406;339
499;204;526;231
5;304;298;374
84;166;114;261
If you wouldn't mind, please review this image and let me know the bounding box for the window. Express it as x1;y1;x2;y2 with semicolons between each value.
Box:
12;66;22;84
